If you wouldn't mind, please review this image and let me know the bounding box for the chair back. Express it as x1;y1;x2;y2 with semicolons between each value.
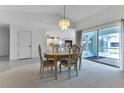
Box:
38;45;44;66
68;45;80;64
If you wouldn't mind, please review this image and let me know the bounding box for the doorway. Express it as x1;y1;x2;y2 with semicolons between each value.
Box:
18;31;32;59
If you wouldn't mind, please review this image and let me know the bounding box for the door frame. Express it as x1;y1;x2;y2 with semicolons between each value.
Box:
17;31;32;59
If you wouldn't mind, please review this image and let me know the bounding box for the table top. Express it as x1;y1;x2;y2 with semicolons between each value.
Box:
44;51;70;56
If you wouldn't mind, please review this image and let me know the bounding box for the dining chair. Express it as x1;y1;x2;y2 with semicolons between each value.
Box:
59;44;80;79
72;44;83;71
38;45;54;79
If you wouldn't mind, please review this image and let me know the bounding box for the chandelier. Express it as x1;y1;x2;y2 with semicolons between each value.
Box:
59;5;70;30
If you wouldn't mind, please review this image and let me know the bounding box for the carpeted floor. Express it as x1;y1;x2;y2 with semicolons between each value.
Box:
0;59;124;88
84;56;119;67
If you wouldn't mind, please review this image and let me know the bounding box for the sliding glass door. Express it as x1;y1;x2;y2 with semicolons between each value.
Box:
82;25;120;67
98;26;120;67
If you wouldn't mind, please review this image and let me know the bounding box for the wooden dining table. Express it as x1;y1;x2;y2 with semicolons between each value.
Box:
44;51;71;79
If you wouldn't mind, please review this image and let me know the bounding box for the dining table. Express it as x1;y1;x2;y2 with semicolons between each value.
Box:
44;51;71;79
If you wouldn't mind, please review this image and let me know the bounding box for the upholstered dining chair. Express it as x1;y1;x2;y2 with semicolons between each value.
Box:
38;45;54;79
72;44;83;71
59;45;80;79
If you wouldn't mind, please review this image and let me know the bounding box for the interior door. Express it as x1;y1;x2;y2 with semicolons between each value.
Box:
18;31;32;59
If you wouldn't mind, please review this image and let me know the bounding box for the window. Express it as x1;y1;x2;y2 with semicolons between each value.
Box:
111;42;119;47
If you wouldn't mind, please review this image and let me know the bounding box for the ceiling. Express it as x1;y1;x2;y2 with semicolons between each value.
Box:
0;5;111;22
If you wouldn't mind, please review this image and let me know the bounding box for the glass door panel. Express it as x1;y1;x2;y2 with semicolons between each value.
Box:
98;26;120;67
82;31;98;61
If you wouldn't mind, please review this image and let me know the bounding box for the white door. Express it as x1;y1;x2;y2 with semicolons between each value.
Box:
18;31;32;59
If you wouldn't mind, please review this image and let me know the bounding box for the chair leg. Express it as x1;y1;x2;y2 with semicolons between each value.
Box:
75;64;78;76
74;65;76;71
47;65;49;71
39;65;42;74
79;57;82;71
40;67;44;79
59;63;62;73
68;67;71;79
51;65;53;71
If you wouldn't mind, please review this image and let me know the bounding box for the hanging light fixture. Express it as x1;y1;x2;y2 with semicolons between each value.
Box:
59;5;70;30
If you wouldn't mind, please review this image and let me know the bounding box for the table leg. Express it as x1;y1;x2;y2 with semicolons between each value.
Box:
54;59;58;79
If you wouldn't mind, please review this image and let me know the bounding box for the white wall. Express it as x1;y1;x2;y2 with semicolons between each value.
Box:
46;29;76;45
10;26;17;60
32;29;47;58
0;24;9;56
10;25;46;60
76;6;124;30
